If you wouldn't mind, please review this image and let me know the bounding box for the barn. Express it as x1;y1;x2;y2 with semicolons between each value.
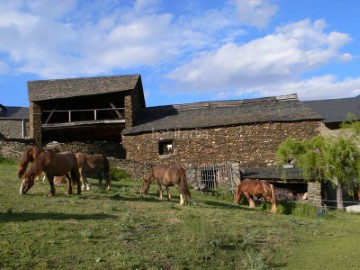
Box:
27;74;145;145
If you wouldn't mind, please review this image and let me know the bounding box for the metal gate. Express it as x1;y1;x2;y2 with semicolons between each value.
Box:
187;161;243;193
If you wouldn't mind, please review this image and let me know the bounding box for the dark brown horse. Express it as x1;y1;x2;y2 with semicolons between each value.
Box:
20;149;81;196
140;164;191;205
75;153;111;191
234;179;277;213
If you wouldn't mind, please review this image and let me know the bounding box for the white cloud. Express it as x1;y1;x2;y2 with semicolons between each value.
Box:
232;0;278;28
255;75;360;100
167;19;352;97
0;0;358;103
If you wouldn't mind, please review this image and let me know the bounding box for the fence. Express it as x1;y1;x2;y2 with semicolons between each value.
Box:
186;161;242;193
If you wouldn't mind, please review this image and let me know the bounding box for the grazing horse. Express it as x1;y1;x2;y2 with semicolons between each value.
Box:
140;164;191;205
234;179;277;213
75;153;111;191
18;146;60;179
20;149;81;196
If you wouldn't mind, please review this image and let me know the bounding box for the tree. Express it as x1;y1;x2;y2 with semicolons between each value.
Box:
276;122;360;210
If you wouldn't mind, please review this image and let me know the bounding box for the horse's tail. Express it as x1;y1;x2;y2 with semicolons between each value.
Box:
70;155;81;193
270;183;276;202
270;183;277;213
179;167;191;199
234;184;242;204
103;155;111;189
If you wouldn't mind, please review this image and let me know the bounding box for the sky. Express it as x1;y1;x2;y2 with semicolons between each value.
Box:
0;0;360;108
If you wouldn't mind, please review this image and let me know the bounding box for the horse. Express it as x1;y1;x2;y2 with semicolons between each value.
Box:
20;149;81;196
140;164;191;205
18;145;60;179
234;179;277;213
75;152;111;191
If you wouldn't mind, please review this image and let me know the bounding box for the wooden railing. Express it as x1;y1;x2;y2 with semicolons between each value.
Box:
42;107;125;124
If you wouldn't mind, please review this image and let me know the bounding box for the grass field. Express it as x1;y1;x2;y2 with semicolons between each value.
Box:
0;160;359;270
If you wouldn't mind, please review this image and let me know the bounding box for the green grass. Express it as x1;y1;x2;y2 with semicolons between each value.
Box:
1;162;360;269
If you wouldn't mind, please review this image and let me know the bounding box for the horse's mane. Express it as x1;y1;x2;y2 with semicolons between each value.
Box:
24;150;51;178
18;146;43;178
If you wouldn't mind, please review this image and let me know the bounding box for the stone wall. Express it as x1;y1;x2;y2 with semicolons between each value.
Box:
307;181;322;207
44;141;126;159
124;84;143;128
30;101;42;145
0;120;29;139
122;121;321;167
0;138;34;160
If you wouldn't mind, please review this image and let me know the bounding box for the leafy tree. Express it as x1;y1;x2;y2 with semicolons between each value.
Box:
276;121;360;210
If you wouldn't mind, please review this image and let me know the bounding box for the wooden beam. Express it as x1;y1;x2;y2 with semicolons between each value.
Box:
108;100;123;118
44;102;60;124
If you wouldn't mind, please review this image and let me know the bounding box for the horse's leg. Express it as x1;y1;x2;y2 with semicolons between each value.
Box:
98;172;103;189
65;173;72;195
166;186;171;201
80;169;90;191
179;194;184;205
46;174;56;196
158;182;163;201
245;192;255;208
105;171;111;191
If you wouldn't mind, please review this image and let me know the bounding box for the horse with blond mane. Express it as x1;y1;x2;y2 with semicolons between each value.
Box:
234;179;277;213
20;148;81;196
140;164;191;205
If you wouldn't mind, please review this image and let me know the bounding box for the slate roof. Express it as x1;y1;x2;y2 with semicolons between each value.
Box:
123;94;322;135
304;95;360;123
0;105;29;120
243;166;304;181
28;74;143;102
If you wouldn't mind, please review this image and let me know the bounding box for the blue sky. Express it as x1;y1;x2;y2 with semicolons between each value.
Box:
0;0;359;107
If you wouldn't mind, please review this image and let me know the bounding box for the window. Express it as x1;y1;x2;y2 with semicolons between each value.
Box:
158;140;174;155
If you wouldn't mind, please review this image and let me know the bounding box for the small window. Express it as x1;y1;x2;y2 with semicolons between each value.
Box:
159;140;174;155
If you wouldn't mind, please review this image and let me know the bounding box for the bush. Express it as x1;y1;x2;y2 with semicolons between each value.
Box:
0;155;16;165
110;167;130;181
261;201;318;217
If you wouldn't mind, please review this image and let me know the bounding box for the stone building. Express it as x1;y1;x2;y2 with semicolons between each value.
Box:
24;73;360;206
121;93;325;203
27;74;145;145
0;104;29;139
122;94;322;165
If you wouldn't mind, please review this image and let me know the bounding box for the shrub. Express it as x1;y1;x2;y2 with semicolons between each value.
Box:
110;167;130;181
0;155;16;165
261;201;318;217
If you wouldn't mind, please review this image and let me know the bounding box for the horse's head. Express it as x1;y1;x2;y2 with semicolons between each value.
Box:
140;178;150;195
19;171;36;194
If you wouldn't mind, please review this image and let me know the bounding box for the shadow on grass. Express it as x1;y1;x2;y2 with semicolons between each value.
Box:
0;212;116;222
202;200;245;210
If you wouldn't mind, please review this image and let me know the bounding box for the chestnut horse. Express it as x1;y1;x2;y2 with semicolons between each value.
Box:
20;149;81;196
140;164;191;205
234;179;277;213
18;146;61;179
75;153;111;191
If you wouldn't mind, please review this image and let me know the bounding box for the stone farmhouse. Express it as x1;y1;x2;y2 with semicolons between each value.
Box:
0;104;29;139
3;74;359;206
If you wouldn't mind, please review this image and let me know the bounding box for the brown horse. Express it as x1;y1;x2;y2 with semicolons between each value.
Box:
75;153;111;191
18;146;60;179
234;179;277;213
20;149;81;196
140;164;191;205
